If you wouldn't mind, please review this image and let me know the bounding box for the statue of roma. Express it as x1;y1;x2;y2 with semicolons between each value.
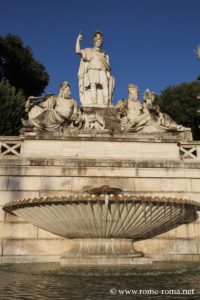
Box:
76;31;115;107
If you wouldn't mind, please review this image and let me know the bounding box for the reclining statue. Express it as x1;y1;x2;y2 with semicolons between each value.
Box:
115;85;190;133
115;84;150;131
142;89;188;131
22;81;78;132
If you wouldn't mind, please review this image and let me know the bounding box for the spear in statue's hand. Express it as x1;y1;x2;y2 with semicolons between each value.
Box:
196;46;200;59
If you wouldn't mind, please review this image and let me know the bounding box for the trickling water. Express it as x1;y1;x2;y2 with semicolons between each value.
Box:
0;263;200;300
105;194;109;206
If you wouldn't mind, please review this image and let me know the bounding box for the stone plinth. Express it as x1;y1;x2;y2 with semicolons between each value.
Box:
21;133;183;160
60;238;153;266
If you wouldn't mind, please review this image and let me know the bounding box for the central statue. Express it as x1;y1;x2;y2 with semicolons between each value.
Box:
76;31;115;107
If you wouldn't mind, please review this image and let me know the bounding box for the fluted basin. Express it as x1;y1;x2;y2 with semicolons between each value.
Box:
4;191;200;265
3;194;200;240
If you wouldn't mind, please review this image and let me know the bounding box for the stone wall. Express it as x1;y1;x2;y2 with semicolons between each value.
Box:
0;136;200;263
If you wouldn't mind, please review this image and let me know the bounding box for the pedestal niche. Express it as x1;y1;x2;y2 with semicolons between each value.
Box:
4;187;200;266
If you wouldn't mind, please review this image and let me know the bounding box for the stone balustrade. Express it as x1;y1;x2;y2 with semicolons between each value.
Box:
0;136;200;161
178;142;200;160
0;137;23;157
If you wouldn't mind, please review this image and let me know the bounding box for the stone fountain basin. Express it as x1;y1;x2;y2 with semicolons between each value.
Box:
3;195;200;240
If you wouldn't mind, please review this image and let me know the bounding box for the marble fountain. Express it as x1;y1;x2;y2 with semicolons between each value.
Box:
2;31;200;265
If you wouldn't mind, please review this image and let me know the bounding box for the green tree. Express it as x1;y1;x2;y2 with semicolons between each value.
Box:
0;80;26;135
158;81;200;140
0;34;49;96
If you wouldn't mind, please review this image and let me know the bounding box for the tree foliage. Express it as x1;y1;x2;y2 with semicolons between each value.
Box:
0;80;26;135
157;81;200;140
0;34;49;96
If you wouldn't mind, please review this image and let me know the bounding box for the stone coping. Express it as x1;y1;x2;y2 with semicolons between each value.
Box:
0;134;199;143
0;135;199;144
3;195;200;214
1;157;200;169
0;136;23;141
21;133;191;142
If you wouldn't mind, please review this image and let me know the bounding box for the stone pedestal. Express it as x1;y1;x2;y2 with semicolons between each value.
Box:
60;238;153;266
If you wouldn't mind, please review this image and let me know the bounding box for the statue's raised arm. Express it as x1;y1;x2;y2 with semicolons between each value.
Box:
76;32;83;54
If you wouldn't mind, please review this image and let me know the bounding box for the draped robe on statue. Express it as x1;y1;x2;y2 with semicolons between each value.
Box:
78;48;115;106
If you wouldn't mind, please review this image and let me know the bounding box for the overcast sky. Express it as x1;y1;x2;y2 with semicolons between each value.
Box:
1;0;200;104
